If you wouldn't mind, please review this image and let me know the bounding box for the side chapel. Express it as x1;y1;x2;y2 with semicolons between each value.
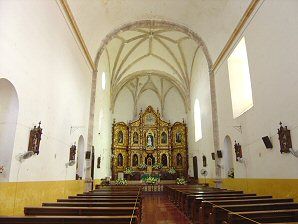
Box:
111;106;188;180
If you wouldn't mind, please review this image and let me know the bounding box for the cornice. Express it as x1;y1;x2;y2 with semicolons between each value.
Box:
212;0;262;72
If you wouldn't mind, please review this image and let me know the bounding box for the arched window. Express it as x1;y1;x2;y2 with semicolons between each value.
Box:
194;99;202;142
132;154;138;167
101;72;106;90
117;153;123;167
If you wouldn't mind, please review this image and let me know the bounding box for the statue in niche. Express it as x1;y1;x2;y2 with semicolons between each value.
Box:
161;132;167;144
118;131;123;144
147;133;154;147
133;132;139;144
278;122;292;153
234;141;243;161
176;153;182;166
28;122;43;155
161;154;168;166
132;154;138;166
117;153;123;166
176;132;182;143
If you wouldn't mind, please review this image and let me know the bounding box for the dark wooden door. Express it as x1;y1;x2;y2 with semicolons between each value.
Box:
193;156;198;179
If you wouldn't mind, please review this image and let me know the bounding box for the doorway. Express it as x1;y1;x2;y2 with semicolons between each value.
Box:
193;156;198;180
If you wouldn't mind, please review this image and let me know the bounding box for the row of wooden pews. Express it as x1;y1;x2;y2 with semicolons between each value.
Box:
0;185;142;224
165;184;298;224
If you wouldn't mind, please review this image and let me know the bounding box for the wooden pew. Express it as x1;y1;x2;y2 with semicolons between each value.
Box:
43;201;140;207
24;206;138;217
0;215;138;224
225;209;298;224
185;193;259;216
206;201;298;224
191;196;282;223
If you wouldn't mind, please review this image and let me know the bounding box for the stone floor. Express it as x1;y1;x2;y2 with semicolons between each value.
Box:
142;194;190;224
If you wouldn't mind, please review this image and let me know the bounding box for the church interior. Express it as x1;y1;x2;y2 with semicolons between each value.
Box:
1;0;298;223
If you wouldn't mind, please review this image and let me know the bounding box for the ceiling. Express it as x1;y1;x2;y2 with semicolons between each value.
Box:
67;0;251;62
65;0;252;112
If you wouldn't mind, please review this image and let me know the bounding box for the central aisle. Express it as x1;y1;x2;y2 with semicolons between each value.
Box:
142;194;190;224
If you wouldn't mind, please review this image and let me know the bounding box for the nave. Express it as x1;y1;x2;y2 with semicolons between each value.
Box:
142;194;189;224
1;183;298;224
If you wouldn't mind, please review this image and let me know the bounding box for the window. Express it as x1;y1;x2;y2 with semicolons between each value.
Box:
228;37;253;118
194;99;202;142
101;72;106;90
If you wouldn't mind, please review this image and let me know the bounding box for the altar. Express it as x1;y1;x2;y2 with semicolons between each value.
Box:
111;106;188;180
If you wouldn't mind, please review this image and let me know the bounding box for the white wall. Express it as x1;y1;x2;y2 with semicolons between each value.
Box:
187;49;215;179
0;0;91;182
215;0;298;179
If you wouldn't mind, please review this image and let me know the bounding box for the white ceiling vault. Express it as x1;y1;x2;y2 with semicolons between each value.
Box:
105;25;203;113
66;0;252;113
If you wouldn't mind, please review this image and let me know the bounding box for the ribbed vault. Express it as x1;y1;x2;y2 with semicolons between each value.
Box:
95;20;213;113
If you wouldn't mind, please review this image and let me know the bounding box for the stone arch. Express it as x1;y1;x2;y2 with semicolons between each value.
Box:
0;78;19;181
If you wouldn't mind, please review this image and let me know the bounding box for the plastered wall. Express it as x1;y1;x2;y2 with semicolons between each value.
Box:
215;0;298;179
0;0;91;182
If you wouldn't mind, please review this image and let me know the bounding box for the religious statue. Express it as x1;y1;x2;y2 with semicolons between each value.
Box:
161;132;167;144
176;153;182;166
132;154;138;166
133;132;138;144
161;154;168;166
176;132;182;143
117;154;123;166
147;133;154;147
118;131;123;144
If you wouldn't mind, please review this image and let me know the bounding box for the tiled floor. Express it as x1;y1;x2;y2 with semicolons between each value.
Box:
142;194;190;224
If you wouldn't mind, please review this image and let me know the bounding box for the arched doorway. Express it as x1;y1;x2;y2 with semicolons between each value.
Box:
0;78;19;182
76;135;85;180
222;135;234;178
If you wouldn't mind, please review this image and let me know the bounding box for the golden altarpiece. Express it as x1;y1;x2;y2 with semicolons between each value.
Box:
111;106;188;180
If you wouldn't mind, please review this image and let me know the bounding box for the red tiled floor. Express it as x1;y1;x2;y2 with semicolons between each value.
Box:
142;194;190;224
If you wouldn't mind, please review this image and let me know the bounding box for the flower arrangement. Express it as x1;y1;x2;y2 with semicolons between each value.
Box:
0;165;4;174
227;168;234;178
115;178;127;185
168;167;176;174
152;163;163;170
176;177;187;185
123;167;133;175
138;163;147;170
143;176;159;185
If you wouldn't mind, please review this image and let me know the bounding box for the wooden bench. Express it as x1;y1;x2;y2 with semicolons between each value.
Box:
191;195;272;223
225;209;298;224
185;193;260;215
43;201;140;207
0;215;138;224
206;201;298;224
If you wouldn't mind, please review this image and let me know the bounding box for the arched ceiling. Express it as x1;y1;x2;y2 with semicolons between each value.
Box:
66;0;251;61
103;24;204;112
